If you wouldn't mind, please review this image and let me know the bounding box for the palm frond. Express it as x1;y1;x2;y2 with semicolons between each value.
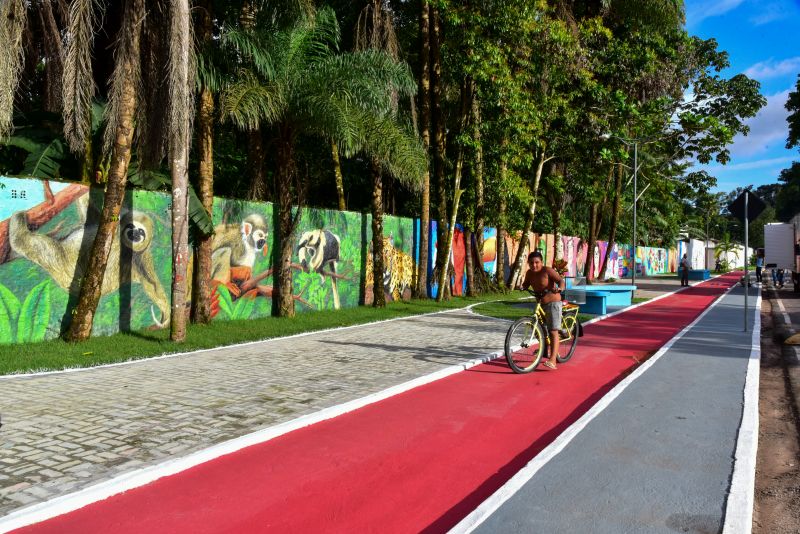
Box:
3;133;68;180
62;0;97;153
0;0;27;140
219;72;285;130
167;0;195;160
103;0;145;154
299;50;415;115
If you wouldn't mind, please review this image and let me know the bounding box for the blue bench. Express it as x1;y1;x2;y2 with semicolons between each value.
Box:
677;269;710;281
576;284;637;315
582;290;610;315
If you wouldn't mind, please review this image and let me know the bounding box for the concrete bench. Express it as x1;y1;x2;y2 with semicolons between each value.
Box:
677;269;711;281
581;290;610;315
576;285;637;315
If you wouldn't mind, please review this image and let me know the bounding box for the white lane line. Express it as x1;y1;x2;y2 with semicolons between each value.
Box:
0;275;737;532
6;273;726;380
0;346;506;533
773;290;794;332
1;303;492;380
449;279;740;534
722;289;762;534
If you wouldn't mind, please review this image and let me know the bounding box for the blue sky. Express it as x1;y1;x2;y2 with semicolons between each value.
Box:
685;0;800;193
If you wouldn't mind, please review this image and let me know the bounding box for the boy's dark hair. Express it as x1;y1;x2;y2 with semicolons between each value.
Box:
528;250;543;262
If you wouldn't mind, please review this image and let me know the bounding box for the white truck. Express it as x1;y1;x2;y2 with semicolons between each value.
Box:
764;219;800;292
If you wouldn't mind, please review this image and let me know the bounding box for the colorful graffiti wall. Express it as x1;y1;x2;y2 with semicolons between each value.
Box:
0;176;677;344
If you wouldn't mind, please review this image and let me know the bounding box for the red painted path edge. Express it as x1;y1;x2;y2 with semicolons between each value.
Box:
15;274;739;534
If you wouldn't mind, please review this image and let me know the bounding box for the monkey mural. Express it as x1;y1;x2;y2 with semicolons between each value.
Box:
297;229;341;309
209;214;270;316
8;193;170;327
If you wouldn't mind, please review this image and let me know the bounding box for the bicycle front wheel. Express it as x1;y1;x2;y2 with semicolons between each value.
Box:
556;314;580;364
505;317;546;373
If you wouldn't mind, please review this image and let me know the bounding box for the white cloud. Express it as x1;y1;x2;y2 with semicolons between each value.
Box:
705;156;795;173
686;0;746;26
728;89;791;158
750;2;788;24
744;57;800;80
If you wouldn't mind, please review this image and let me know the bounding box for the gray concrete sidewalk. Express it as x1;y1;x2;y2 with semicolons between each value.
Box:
473;286;759;534
0;310;506;516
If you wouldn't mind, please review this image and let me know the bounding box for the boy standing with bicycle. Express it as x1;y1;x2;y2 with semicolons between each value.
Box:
521;250;565;370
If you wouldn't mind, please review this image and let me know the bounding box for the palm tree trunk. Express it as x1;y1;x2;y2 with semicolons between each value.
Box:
191;0;214;325
371;158;386;308
246;129;267;201
168;0;193;342
66;0;142;342
273;125;297;318
599;164;623;279
430;4;448;291
509;149;547;289
331;139;346;211
415;0;431;298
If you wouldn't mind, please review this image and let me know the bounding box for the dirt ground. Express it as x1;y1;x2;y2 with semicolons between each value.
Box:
753;295;800;533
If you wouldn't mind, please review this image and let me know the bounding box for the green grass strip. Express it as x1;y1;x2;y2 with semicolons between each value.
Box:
0;291;524;376
471;299;593;324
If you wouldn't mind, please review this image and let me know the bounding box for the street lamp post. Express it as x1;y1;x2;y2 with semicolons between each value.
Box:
632;141;638;289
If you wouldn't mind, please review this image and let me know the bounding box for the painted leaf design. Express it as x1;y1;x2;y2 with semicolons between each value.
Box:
216;285;234;319
0;296;13;344
232;296;255;320
0;284;21;323
17;281;51;343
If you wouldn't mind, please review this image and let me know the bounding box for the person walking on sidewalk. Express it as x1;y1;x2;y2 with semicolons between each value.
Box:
756;253;764;283
680;254;690;287
521;250;565;370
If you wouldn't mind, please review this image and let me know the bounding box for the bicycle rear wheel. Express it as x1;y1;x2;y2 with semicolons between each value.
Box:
505;317;546;373
556;311;580;363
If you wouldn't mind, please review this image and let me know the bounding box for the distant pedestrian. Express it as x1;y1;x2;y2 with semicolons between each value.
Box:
755;254;764;282
776;268;785;288
680;254;690;287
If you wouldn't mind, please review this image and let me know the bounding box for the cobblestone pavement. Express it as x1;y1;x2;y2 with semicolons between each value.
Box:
0;309;506;516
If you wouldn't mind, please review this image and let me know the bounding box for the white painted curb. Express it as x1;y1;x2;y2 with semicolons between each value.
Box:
0;274;735;532
450;276;741;534
1;302;487;380
722;289;762;534
0;346;504;533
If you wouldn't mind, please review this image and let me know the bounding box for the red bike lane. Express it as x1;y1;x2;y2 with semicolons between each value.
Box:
14;274;739;534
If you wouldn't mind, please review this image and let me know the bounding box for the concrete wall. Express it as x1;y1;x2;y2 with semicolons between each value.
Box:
0;176;674;343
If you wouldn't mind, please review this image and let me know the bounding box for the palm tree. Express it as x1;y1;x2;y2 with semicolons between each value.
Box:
167;0;195;341
220;7;422;316
65;0;147;341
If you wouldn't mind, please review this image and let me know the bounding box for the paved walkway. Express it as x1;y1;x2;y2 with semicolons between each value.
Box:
0;311;506;515
470;285;759;533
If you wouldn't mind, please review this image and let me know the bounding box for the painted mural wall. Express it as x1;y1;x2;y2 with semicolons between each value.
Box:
0;176;676;344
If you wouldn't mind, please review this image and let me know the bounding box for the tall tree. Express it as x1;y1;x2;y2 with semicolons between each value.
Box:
414;0;432;298
168;0;195;341
67;0;146;341
191;0;215;325
221;7;420;316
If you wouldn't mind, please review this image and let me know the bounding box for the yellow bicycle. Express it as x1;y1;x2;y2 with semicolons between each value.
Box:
504;290;582;374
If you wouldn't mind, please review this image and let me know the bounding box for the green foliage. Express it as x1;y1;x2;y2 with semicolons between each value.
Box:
0;291;519;375
787;74;800;151
776;162;800;222
0;281;51;344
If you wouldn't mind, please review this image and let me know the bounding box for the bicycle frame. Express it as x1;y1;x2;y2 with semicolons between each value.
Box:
528;298;581;342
